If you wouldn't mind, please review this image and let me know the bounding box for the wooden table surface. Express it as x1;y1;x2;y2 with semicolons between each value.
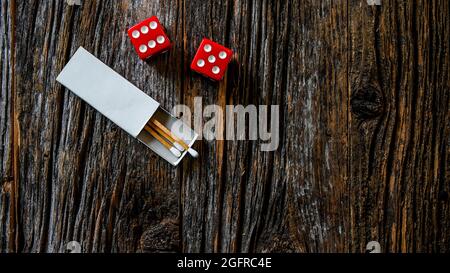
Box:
0;0;449;253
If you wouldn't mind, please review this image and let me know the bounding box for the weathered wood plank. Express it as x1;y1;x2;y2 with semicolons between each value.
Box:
179;0;233;253
0;0;17;253
3;0;183;253
348;0;449;252
282;0;351;252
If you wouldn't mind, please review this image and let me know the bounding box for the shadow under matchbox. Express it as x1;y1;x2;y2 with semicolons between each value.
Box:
56;47;198;166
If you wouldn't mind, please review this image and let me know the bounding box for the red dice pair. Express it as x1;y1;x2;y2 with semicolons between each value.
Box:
128;16;232;81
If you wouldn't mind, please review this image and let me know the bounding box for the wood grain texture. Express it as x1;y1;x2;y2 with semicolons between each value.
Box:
0;0;449;253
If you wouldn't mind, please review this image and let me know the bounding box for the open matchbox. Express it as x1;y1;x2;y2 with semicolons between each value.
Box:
56;47;198;166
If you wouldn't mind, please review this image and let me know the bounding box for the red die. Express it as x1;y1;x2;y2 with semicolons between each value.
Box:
190;38;233;81
127;16;171;60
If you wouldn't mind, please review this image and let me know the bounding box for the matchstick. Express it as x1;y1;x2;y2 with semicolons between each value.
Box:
149;121;185;152
144;125;181;158
149;119;199;158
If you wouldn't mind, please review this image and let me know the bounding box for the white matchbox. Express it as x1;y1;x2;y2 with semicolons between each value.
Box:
56;47;198;166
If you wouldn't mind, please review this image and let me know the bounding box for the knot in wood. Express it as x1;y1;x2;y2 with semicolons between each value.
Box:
139;219;179;252
351;83;385;120
438;191;449;202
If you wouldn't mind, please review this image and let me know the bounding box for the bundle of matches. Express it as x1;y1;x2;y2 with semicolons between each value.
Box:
144;119;199;158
